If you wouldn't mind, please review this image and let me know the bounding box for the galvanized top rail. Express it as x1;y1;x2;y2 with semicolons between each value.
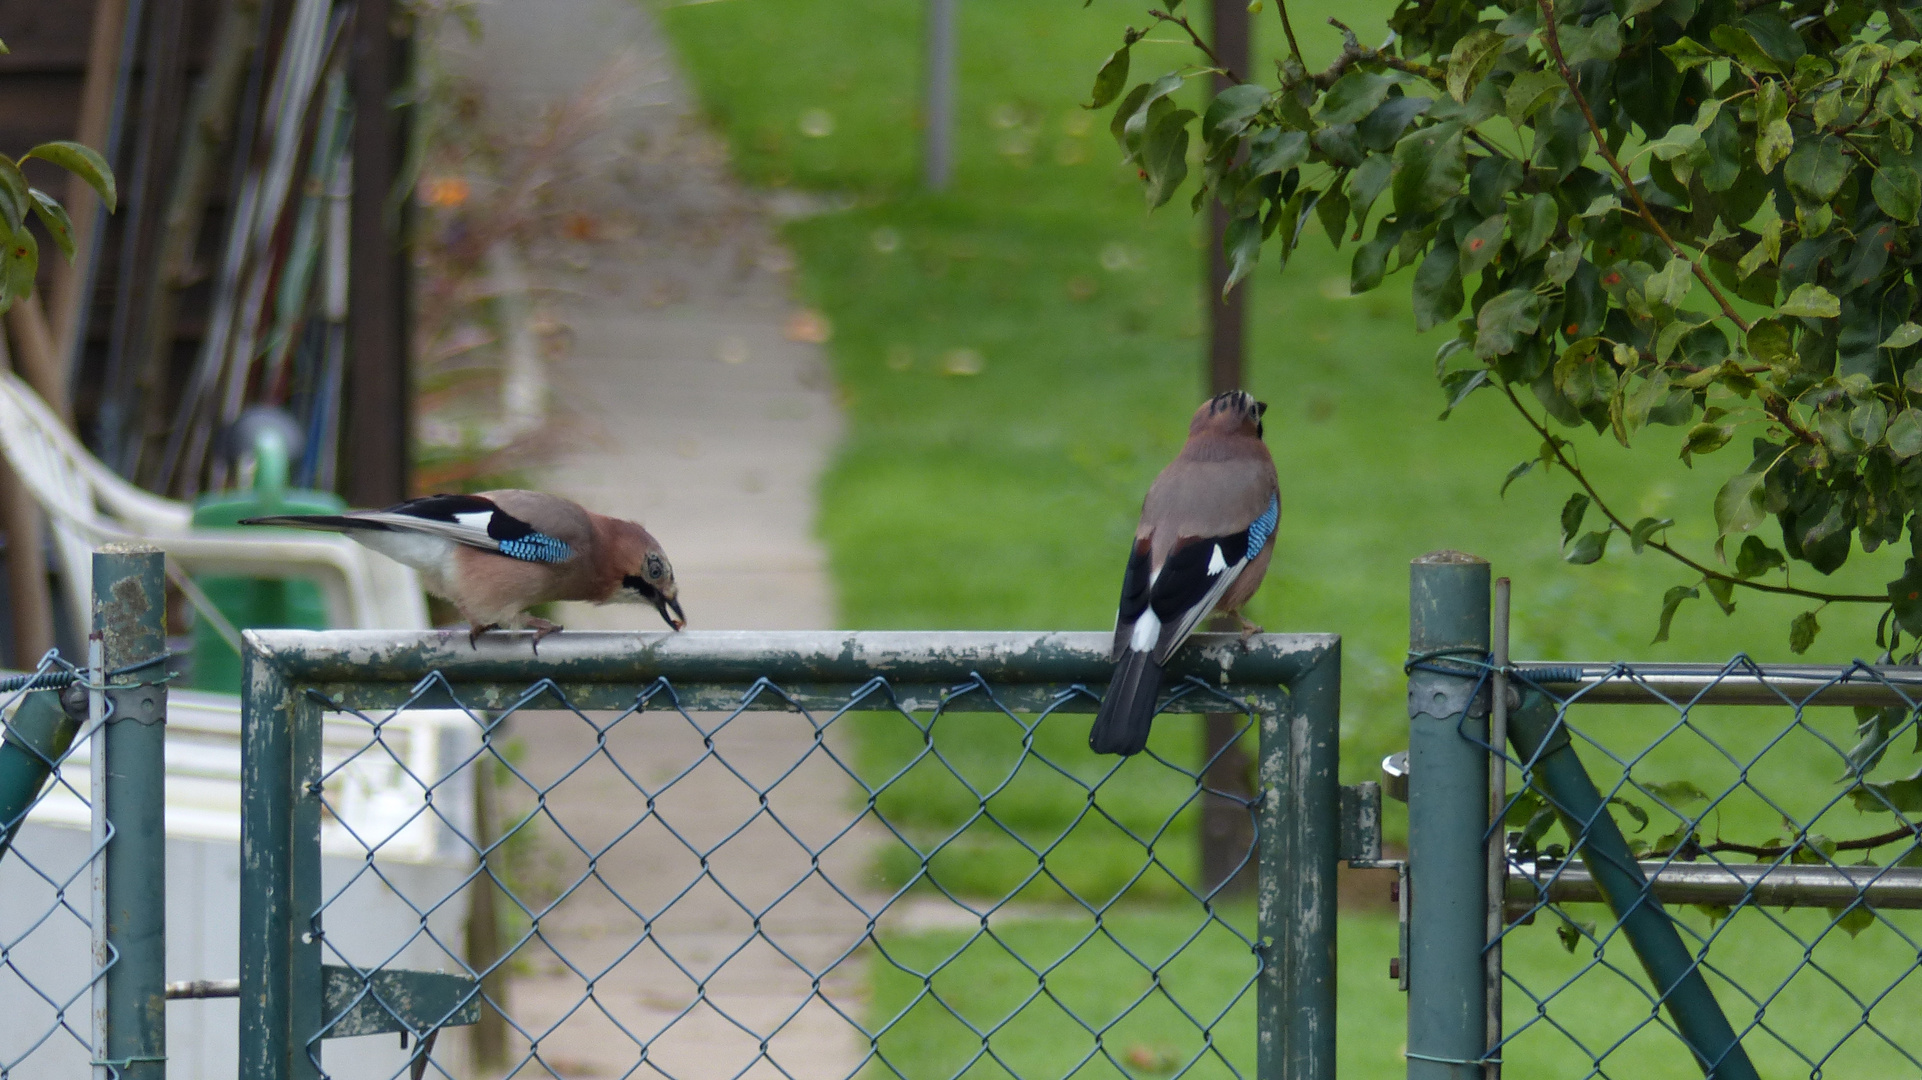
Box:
1516;662;1922;707
243;630;1337;713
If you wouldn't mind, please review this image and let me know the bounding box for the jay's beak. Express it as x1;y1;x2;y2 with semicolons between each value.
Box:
656;595;687;631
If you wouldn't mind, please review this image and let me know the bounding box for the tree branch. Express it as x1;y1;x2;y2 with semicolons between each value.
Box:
1312;17;1446;89
1536;0;1753;335
1648;822;1922;860
1148;9;1238;82
1497;381;1887;605
1274;0;1306;71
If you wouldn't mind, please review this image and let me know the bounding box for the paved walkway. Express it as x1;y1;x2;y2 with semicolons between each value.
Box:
437;3;868;1076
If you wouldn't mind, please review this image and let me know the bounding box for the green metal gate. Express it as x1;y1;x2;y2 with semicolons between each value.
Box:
237;627;1343;1080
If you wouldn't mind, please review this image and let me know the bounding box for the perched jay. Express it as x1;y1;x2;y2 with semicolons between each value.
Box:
1089;391;1279;757
242;490;686;645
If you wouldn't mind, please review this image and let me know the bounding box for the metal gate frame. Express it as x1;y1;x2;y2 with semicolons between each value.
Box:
237;628;1343;1080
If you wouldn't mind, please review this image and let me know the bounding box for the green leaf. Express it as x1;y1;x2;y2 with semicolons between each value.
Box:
1248;129;1309;177
1556;918;1594;954
1347;153;1394;226
1738;216;1784;279
26;189;73;261
1391;121;1466;217
1565;529;1611;564
1756;81;1794;174
1318;71;1398;125
1888;409;1922;459
1315;182;1350;247
1544;243;1582;286
1560;492;1590;545
1;224;35;305
1887;558;1922;637
1735;535;1787;578
1513;193;1556;260
1747;318;1794;365
1852;399;1891;445
1660;36;1718;71
1560;15;1622;64
1412;239;1464;332
1222;212;1262;296
1874;164;1922;224
1790;609;1821;654
1853;766;1922;813
1714;470;1768;536
1447;28;1508;103
1110;82;1154;153
1504;69;1564;126
1607;796;1649;832
1784;137;1853;206
1457;212;1507;278
1142;104;1195;209
1885;322;1922;350
1779;283;1840;318
1500;459;1534;497
1832;904;1875;937
1704;575;1736;614
1644;257;1693;309
23;141;114;212
1087;44;1132;109
1654;585;1698;643
1629;516;1672;552
1644;780;1710;808
1475;287;1545;358
1711;24;1786;74
1437;368;1490;418
1681;422;1734;464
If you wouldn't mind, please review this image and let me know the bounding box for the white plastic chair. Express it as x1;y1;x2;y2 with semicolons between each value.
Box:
0;372;428;635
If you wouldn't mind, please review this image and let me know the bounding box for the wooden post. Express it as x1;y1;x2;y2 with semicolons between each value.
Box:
1200;0;1257;898
7;296;71;423
0;334;56;670
49;0;129;365
347;0;411;507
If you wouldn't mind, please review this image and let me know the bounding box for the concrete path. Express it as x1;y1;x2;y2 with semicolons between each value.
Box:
437;3;871;1077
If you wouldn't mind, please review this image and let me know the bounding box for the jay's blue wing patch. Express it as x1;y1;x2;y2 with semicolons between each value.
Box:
1247;493;1278;559
496;533;573;563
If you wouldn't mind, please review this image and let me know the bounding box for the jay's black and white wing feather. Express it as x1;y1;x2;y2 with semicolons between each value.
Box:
242;493;575;565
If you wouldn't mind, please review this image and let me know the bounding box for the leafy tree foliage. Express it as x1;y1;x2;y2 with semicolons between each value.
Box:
0;41;116;316
1087;0;1922;659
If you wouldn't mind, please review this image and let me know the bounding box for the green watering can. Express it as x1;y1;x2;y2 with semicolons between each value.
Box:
186;411;344;692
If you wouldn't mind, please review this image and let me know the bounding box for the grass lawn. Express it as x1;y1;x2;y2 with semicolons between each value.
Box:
657;0;1922;1074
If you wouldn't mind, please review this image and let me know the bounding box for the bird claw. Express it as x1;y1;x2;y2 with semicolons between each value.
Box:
468;623;501;649
1235;614;1264;649
527;618;564;654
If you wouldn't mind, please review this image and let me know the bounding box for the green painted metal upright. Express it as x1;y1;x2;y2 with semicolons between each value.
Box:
1257;639;1341;1080
1406;552;1490;1079
1506;689;1760;1079
0;691;78;862
241;633;326;1080
96;546;168;1080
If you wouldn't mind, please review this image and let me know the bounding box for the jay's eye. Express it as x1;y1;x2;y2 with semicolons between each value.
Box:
646;553;667;580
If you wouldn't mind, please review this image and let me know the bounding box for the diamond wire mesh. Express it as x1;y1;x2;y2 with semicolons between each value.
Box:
301;671;1265;1080
0;655;108;1079
1491;659;1922;1078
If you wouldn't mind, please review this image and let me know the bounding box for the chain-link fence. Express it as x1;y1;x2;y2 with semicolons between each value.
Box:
0;658;103;1080
239;628;1342;1080
1402;555;1922;1080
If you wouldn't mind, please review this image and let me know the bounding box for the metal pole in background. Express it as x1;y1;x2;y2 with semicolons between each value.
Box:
922;0;955;190
1406;551;1490;1079
1485;578;1510;1080
95;545;168;1080
1200;0;1258;898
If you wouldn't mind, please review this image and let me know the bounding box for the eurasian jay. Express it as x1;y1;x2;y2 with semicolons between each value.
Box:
1089;391;1279;757
241;490;686;645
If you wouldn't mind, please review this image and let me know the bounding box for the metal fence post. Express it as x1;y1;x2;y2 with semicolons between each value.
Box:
1258;638;1339;1080
0;690;79;862
1406;552;1489;1079
95;545;168;1080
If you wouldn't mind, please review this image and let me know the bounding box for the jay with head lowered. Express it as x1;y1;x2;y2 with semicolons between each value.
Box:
241;490;685;646
1089;391;1279;757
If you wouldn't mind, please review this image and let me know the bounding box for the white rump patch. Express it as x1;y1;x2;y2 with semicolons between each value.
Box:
1207;544;1228;575
1130;608;1162;652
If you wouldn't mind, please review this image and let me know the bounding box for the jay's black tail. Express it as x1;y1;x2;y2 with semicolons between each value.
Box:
1090;649;1164;756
